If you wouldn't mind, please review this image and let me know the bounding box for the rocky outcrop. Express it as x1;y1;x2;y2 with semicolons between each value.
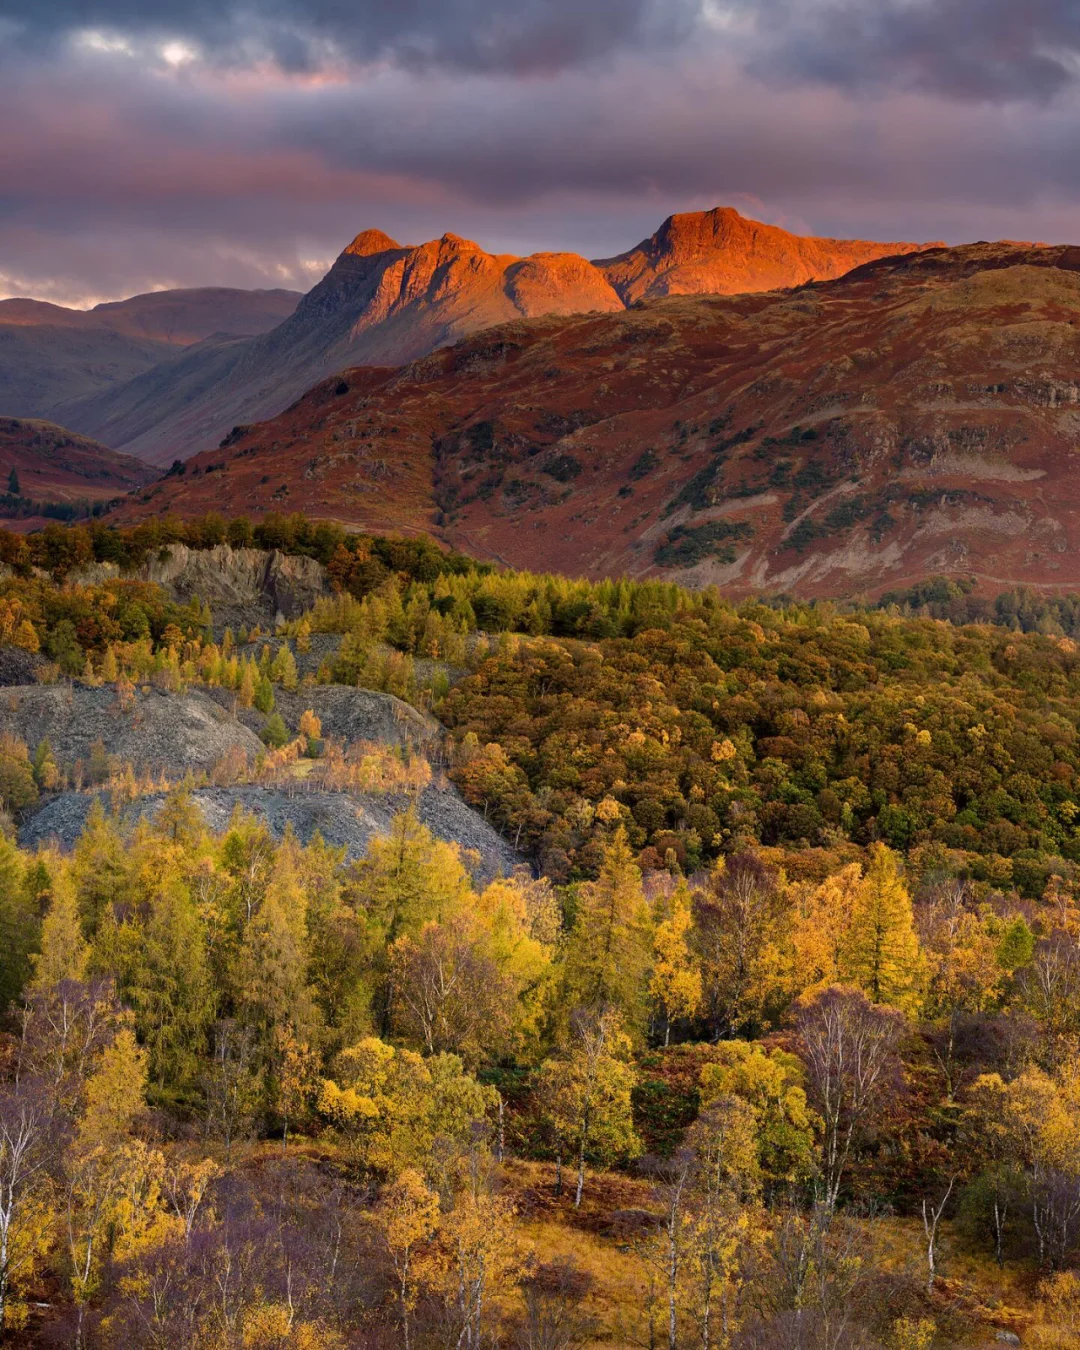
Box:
21;783;518;883
73;543;329;622
334;233;623;363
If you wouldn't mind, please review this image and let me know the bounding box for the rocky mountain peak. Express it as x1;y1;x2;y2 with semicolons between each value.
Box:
342;229;402;257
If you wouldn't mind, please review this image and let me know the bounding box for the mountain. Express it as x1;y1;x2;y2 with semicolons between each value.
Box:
0;416;156;520
595;206;937;302
56;209;930;464
0;287;301;421
53;232;626;466
0;287;302;345
0;322;173;422
113;241;1080;598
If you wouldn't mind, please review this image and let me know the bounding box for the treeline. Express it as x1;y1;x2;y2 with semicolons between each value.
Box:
876;576;1080;637
10;510;1080;639
4;805;1080;1344
0;493;113;524
0;512;484;583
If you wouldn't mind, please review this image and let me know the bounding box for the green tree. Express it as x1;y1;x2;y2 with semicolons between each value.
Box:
69;800;128;938
260;713;289;749
349;810;473;947
253;674;275;714
125;876;215;1091
31;740;58;792
699;1041;817;1188
235;832;317;1069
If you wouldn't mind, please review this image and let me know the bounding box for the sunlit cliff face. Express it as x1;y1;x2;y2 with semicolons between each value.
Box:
2;0;1080;305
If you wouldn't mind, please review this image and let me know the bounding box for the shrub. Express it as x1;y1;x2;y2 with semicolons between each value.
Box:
261;713;290;749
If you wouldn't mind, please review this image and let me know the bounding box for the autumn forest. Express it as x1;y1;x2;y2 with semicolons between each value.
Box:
3;516;1080;1348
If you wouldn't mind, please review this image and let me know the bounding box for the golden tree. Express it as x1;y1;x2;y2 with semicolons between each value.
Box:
373;1167;440;1350
841;845;923;1014
650;886;702;1045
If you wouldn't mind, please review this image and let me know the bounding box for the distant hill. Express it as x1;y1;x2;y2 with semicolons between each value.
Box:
112;241;1080;599
0;416;156;525
54;209;931;464
0;287;301;421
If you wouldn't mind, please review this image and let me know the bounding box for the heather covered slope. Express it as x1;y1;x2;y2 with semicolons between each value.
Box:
59;208;927;464
0;416;155;509
115;241;1080;598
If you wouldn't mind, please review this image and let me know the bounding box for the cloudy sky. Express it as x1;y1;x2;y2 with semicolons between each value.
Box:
2;0;1079;305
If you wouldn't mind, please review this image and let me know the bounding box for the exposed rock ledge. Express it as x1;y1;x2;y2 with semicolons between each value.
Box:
71;543;329;621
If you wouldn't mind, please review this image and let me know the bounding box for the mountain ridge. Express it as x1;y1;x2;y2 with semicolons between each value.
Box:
594;206;941;302
54;207;932;464
0;287;302;345
109;240;1080;599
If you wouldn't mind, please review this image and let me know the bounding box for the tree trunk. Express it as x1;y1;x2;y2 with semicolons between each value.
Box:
575;1103;590;1209
667;1229;678;1350
993;1198;1006;1268
922;1176;955;1295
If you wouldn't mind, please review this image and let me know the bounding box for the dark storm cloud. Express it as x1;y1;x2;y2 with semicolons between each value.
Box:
3;0;1080;305
0;0;696;74
740;0;1080;103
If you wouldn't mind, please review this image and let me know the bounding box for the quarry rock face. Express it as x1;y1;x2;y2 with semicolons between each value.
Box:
0;684;265;776
140;544;330;620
